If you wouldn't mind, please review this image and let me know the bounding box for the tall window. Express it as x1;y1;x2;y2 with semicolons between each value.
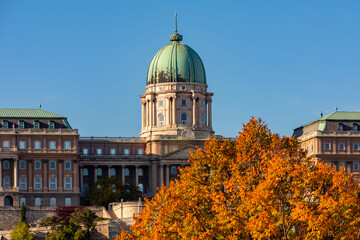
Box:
3;140;9;148
64;141;71;150
111;168;116;176
354;143;359;151
353;124;358;131
3;177;10;188
49;176;57;190
64;176;72;190
2;121;8;128
19;121;25;129
50;161;56;170
339;162;346;171
200;114;204;126
83;148;88;155
181;113;187;125
35;198;41;207
325;143;331;150
35;161;41;170
83;183;89;192
125;168;130;177
19;160;26;170
50;198;56;207
96;148;102;155
171;166;177;175
34;141;41;150
97;168;102;176
19;141;26;149
19;176;27;189
49;141;56;150
138;168;143;176
339;143;345;151
354;162;359;171
181;99;187;106
158;113;165;126
19;198;26;206
83;168;88;176
3;161;10;169
34;177;42;190
65;161;71;170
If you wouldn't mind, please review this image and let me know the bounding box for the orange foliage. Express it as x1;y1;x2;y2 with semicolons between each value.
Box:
115;118;360;240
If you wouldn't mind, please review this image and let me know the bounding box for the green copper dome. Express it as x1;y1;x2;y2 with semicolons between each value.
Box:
147;32;206;85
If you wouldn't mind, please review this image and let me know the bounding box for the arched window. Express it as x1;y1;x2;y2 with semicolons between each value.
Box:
125;168;130;177
65;198;71;206
138;183;144;192
3;177;10;188
200;114;204;126
50;198;56;207
181;113;187;125
64;176;72;190
34;177;42;190
49;176;57;190
111;168;116;176
354;162;359;171
35;198;41;207
3;161;9;169
4;196;13;206
138;168;143;176
50;161;56;170
65;161;71;170
19;176;27;189
97;168;102;176
171;166;177;175
158;113;165;126
19;160;26;170
19;198;26;207
35;160;41;170
339;162;346;171
83;168;88;176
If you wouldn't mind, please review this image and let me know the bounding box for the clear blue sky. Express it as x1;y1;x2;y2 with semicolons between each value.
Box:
1;1;359;137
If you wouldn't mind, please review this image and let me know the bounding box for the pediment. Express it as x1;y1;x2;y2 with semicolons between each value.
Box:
161;145;197;160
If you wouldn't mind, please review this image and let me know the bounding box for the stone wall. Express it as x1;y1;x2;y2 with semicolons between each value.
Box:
110;200;144;219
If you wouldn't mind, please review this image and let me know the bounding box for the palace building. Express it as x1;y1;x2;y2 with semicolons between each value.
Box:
294;111;360;179
0;27;214;207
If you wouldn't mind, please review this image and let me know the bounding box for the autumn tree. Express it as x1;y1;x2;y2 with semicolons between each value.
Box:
117;118;360;240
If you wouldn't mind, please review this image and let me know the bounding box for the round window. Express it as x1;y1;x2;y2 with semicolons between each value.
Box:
181;85;186;90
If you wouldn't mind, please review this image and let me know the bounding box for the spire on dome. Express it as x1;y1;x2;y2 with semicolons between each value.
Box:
170;12;183;42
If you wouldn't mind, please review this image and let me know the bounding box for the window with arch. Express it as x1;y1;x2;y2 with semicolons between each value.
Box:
111;168;116;176
200;114;204;126
339;162;346;171
83;168;88;176
138;168;143;177
50;198;56;207
65;198;71;206
35;198;41;207
171;166;177;175
181;113;187;125
138;183;144;192
3;177;10;188
19;176;27;189
354;162;359;171
3;161;9;169
19;160;26;170
50;161;56;170
65;161;71;170
97;168;102;176
64;176;72;190
19;198;26;206
35;161;41;170
49;176;57;190
34;177;42;190
125;168;130;177
158;113;165;126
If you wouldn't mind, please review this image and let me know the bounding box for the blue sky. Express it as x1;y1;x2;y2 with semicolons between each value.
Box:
0;1;359;137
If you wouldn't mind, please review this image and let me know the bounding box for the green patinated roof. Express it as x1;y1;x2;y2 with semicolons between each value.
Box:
0;109;66;119
303;111;360;128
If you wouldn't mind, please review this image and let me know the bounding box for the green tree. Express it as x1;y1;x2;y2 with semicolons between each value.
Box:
69;208;97;238
10;222;34;240
20;202;27;223
85;176;142;208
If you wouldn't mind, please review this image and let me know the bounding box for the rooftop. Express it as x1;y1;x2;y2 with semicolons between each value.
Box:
0;109;67;119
